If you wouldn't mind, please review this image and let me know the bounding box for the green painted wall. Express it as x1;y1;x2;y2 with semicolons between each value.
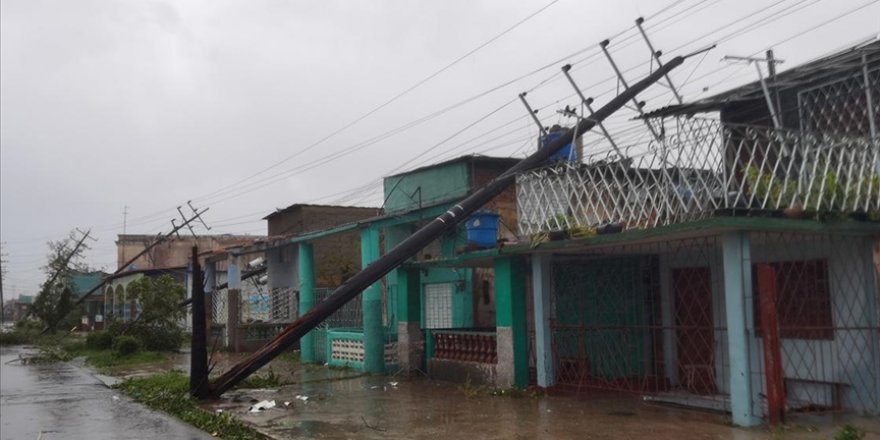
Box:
385;222;474;329
553;257;647;378
383;161;470;213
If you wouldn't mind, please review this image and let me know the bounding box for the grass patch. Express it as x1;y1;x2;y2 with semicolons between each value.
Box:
116;373;268;440
63;343;168;371
235;368;283;389
835;425;865;440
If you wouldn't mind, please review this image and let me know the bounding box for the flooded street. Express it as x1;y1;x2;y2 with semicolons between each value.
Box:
2;345;878;440
206;366;880;440
0;346;212;440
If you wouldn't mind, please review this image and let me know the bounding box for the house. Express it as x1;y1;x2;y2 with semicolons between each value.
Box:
71;271;108;330
380;155;520;379
103;267;186;323
200;204;376;352
393;38;879;427
117;234;262;271
10;295;33;322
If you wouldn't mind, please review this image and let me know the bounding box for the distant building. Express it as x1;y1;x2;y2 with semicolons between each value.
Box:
71;271;108;330
116;234;264;271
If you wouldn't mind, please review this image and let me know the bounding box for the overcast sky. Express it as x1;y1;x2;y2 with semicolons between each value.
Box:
1;0;878;297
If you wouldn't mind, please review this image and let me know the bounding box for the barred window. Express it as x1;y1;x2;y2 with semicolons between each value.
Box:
754;260;833;340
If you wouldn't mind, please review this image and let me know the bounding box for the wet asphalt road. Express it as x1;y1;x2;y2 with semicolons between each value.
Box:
0;346;213;440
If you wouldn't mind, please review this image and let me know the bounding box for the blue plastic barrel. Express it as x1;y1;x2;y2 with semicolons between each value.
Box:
542;131;574;162
465;211;500;248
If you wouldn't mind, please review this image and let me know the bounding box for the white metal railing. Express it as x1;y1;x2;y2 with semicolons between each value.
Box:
517;118;880;235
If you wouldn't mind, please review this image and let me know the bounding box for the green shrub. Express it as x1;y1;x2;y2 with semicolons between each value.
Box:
0;330;35;346
86;331;114;350
127;324;182;352
113;335;141;356
835;425;865;440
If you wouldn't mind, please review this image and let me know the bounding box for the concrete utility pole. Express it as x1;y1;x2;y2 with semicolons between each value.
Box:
207;49;701;398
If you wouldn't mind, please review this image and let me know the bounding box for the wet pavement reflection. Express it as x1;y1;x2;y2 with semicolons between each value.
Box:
0;346;212;440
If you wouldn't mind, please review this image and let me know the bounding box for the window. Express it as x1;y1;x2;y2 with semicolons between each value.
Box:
424;283;453;329
753;260;833;340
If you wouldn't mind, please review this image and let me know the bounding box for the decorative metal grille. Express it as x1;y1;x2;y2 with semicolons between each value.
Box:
545;231;879;417
550;236;729;411
517;118;879;235
314;287;363;329
799;68;880;137
425;283;454;329
748;232;880;415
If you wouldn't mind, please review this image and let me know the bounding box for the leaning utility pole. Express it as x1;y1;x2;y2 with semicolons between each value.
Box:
207;49;700;398
44;229;92;291
43;206;211;332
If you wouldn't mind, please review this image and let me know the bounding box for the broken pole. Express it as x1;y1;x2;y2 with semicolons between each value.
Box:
206;53;690;398
190;246;210;398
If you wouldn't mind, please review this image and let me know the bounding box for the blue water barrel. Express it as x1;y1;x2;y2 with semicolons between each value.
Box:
542;131;574;162
465;211;500;248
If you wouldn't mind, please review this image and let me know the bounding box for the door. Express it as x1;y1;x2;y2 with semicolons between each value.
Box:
672;267;715;395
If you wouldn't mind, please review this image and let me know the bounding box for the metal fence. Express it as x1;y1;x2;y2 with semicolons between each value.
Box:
550;235;729;407
798;67;879;137
314;287;363;364
747;232;880;416
517;118;879;235
546;232;879;417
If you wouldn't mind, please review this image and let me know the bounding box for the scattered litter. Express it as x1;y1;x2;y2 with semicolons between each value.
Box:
215;409;224;413
295;395;309;402
283;401;291;407
248;400;276;412
111;395;120;401
388;381;399;387
370;385;381;390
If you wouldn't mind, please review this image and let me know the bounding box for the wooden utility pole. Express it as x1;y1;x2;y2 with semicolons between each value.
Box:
190;246;209;398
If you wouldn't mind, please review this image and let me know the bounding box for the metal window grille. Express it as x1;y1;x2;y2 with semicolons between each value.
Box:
798;68;880;137
545;232;879;418
550;235;730;414
314;287;362;329
748;232;880;416
425;283;454;329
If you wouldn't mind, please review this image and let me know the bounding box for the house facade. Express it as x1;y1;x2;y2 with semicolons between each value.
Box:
394;39;879;426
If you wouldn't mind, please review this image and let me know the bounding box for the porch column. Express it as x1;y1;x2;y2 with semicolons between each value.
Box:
397;267;423;372
721;232;761;427
298;243;316;363
531;254;555;388
361;226;385;374
227;254;241;353
495;256;528;389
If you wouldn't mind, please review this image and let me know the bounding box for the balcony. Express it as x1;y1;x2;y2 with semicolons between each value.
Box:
516;118;879;236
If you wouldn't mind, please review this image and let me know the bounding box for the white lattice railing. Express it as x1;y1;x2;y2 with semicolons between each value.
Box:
517;118;880;235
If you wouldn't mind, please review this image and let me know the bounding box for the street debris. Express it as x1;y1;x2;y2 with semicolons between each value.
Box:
248;400;276;412
295;395;309;402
